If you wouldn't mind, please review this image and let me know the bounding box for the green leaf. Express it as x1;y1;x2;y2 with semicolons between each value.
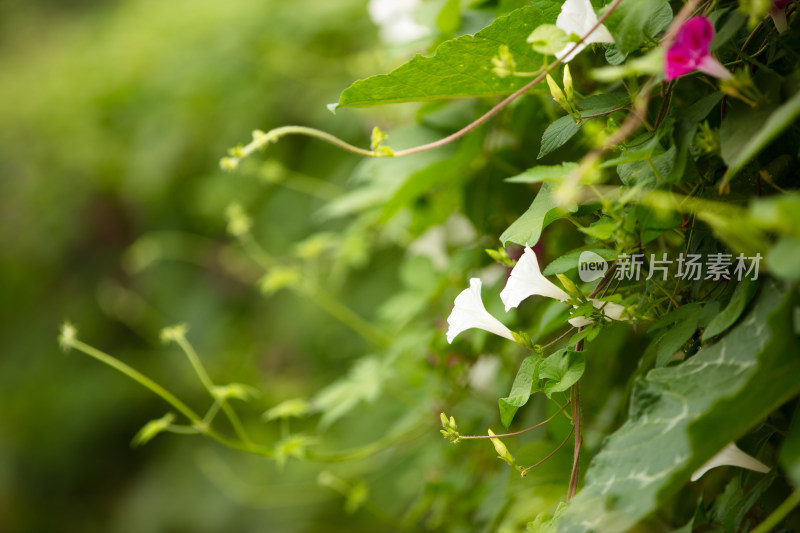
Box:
335;3;561;108
654;307;701;367
436;0;461;35
749;193;800;239
505;162;578;183
538;115;580;159
635;204;682;244
720;92;800;186
682;92;723;123
379;133;477;221
556;282;800;532
767;237;800;282
538;349;585;398
617;145;676;189
603;0;673;55
604;44;627;65
648;303;704;332
263;398;311;421
710;10;745;51
702;280;758;341
312;357;388;429
131;412;175;448
780;412;800;487
590;48;664;82
500;182;578;246
543;247;617;276
211;382;259;402
534;96;628;160
273;434;313;468
577;220;615;240
577;92;630;114
499;356;543;427
600;133;660;168
526;24;568;56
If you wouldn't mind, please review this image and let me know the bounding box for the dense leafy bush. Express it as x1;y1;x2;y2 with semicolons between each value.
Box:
4;0;800;531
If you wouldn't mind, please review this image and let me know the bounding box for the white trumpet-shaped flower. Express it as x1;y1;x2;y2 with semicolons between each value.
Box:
447;278;515;344
500;246;570;311
555;0;615;62
691;442;770;482
500;246;626;326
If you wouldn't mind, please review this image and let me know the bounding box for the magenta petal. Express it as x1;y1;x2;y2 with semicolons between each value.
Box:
665;50;697;80
676;17;715;51
665;16;724;81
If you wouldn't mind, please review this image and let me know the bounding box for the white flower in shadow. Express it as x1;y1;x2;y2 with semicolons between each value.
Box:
691;442;770;482
500;246;570;310
555;0;615;62
368;0;430;44
447;278;515;343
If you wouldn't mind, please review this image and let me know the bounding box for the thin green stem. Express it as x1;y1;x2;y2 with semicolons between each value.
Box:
237;232;390;348
223;0;626;166
458;401;571;440
203;399;222;426
174;335;252;445
72;339;201;424
297;281;392;348
167;425;202;435
307;419;429;463
522;425;574;474
751;489;800;533
567;338;585;501
68;338;273;458
227;126;382;168
511;70;544;77
391;0;624;158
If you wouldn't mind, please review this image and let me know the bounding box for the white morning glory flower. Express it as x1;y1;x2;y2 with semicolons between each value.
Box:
691;442;770;482
555;0;615;62
447;278;515;344
500;246;626;327
500;246;570;311
368;0;430;45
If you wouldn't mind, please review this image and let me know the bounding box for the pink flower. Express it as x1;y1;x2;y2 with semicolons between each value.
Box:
665;17;731;81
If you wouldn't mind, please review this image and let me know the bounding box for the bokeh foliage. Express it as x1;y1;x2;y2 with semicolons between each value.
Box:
3;0;800;532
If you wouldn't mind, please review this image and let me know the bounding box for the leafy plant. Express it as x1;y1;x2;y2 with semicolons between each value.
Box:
57;0;800;530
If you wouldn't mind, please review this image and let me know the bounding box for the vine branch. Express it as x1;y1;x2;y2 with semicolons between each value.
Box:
221;0;626;168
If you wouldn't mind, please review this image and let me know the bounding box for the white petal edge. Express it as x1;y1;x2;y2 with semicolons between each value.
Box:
554;0;615;62
691;442;770;482
500;246;570;312
447;278;515;343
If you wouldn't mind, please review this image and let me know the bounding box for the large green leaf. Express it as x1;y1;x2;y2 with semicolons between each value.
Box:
334;3;560;108
500;182;578;246
780;412;800;487
538;115;581;159
720;92;800;184
556;282;800;532
539;349;585;398
603;0;673;54
505;162;579;184
499;355;543;427
702;280;758;341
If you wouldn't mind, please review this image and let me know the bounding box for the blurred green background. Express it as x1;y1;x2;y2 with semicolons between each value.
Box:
0;0;402;530
0;1;650;530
